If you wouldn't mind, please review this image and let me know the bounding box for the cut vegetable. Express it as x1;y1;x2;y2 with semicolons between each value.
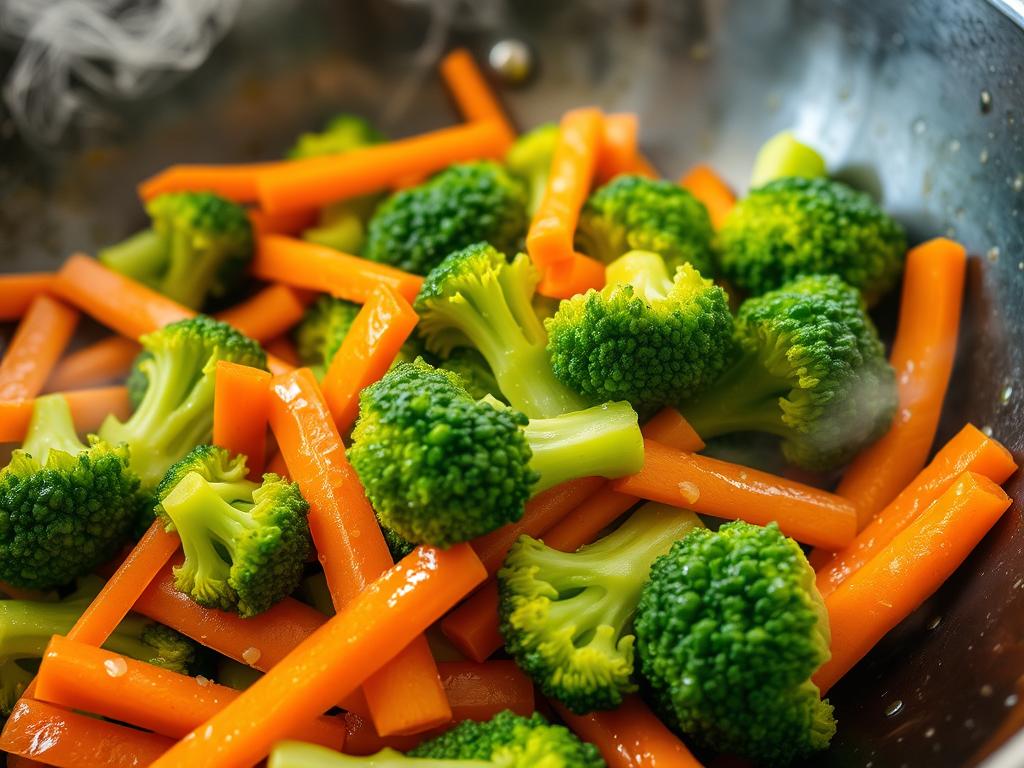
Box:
596;113;640;184
679;165;736;230
0;273;53;322
440;48;516;148
0;295;79;401
214;361;272;478
47;336;140;392
139;162;284;202
0;386;131;443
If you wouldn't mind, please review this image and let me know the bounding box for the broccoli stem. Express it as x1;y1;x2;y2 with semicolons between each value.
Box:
0;599;75;659
21;394;87;463
163;229;228;310
270;741;490;768
604;250;675;300
98;229;167;283
524;401;644;492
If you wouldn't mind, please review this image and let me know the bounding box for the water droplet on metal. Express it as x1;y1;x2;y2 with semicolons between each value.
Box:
677;481;700;505
1013;174;1023;192
488;40;533;85
104;657;127;678
981;684;994;697
981;90;993;113
242;646;262;665
980;148;990;164
885;700;904;717
982;425;993;437
987;246;1000;263
1001;385;1013;404
912;118;927;135
927;615;942;630
948;139;961;153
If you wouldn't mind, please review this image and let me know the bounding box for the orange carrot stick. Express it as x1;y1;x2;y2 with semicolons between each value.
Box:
527;108;603;271
813;472;1011;693
322;286;419;432
253;235;424;305
835;238;967;528
0;387;131;444
614;439;858;549
215;284;311;343
269;368;450;736
536;251;606;300
35;635;346;748
679;165;736;230
632;153;659;178
258;121;508;215
553;696;703;768
264;336;301;368
815;424;1017;598
0;273;53;322
46;337;140;392
248;207;318;237
139;161;285;203
214;361;271;478
596;113;639;184
148;545;485;768
0;295;79;401
0;698;174;768
439;49;516;148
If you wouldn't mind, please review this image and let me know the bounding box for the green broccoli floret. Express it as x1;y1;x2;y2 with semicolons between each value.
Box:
437;348;506;403
364;162;528;275
546;250;734;408
749;131;827;188
99;316;267;489
505;123;559;215
416;243;587;418
286;114;384;160
154;445;311;617
1;576;197;716
269;710;605;768
0;394;140;589
718;176;906;302
348;360;643;547
99;192;252;310
575;175;716;276
680;274;896;470
635;521;835;764
499;503;702;713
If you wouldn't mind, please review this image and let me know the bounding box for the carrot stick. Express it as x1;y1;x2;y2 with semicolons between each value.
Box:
834;238;967;528
253;235;423;305
614;439;858;549
264;336;301;367
213;361;272;478
34;635;346;748
215;284;311;343
248;207;318;237
553;695;703;768
439;49;516;148
139;161;285;203
527;108;604;271
258;121;508;215
0;387;131;444
815;424;1017;598
679;165;736;230
46;337;140;392
148;544;485;768
632;153;659;178
813;472;1011;693
596;113;640;184
536;251;606;300
269;368;450;736
322;286;418;432
0;295;79;401
0;273;53;322
0;698;174;768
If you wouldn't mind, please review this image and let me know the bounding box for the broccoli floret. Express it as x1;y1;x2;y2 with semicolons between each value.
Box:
348;360;643;547
437;348;506;403
680;274;896;470
749;131;827;188
99;316;267;489
125;350;151;409
505;123;559;215
269;710;604;768
635;521;835;764
286;114;384;160
718;176;907;302
546;250;734;408
0;395;140;589
575;175;716;276
499;503;702;713
154;445;311;617
1;576;196;716
364;162;528;275
99;192;252;310
416;243;587;418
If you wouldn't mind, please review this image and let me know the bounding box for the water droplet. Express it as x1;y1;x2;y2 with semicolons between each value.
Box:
1001;385;1013;404
885;700;904;717
980;148;990;164
203;724;214;740
677;482;700;505
925;727;936;738
981;425;993;437
981;90;993;113
195;675;210;687
242;646;261;665
738;471;748;481
1018;261;1024;271
948;139;961;153
488;40;533;84
104;657;127;678
1006;694;1019;707
912;118;927;135
965;718;976;729
987;246;1001;263
926;615;942;630
981;684;994;697
1013;174;1024;192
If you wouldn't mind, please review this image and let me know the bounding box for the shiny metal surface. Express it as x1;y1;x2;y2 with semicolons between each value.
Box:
0;1;1022;765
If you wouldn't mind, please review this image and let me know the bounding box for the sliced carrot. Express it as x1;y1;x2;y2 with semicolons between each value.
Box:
264;336;301;367
0;273;53;322
248;207;318;237
835;238;967;529
269;368;450;736
0;698;173;768
34;635;345;748
322;286;419;432
213;361;272;479
215;284;312;343
614;439;858;549
536;251;606;300
46;337;140;392
439;583;504;663
527;108;603;271
253;235;423;305
553;695;703;768
139;162;285;203
148;544;485;768
679;165;736;230
0;295;79;401
258;121;508;215
596;113;639;184
815;424;1017;598
0;387;131;444
813;472;1011;693
439;49;516;148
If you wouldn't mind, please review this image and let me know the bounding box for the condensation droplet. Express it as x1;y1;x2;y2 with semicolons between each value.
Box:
981;684;994;697
1018;261;1024;271
926;615;942;630
677;481;700;505
912;118;927;135
980;90;993;113
987;246;1000;263
948;139;961;153
925;727;936;738
242;646;262;665
981;425;993;437
980;148;990;164
195;675;211;687
885;700;904;717
1014;174;1024;192
104;657;127;678
1001;385;1013;404
965;718;976;729
1006;694;1020;707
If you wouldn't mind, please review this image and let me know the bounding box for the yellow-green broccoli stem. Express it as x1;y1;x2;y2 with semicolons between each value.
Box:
270;742;490;767
97;229;167;284
21;394;87;462
749;131;827;187
603;250;676;300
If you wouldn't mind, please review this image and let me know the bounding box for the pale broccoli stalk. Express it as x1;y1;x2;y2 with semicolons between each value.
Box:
749;130;827;187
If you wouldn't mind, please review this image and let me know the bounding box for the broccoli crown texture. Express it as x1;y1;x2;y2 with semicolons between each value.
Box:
718;176;907;302
286;113;384;159
681;273;896;470
99;191;253;310
505;123;559;215
499;504;702;713
575;175;717;276
99;316;267;489
364;162;528;275
546;250;735;408
635;521;835;765
437;348;506;403
155;445;310;616
416;243;587;418
0;395;140;589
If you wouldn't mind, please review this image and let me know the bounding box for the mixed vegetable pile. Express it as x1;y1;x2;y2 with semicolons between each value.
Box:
0;48;1017;768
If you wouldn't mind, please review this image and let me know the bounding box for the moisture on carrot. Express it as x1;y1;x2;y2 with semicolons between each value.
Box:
0;295;79;401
